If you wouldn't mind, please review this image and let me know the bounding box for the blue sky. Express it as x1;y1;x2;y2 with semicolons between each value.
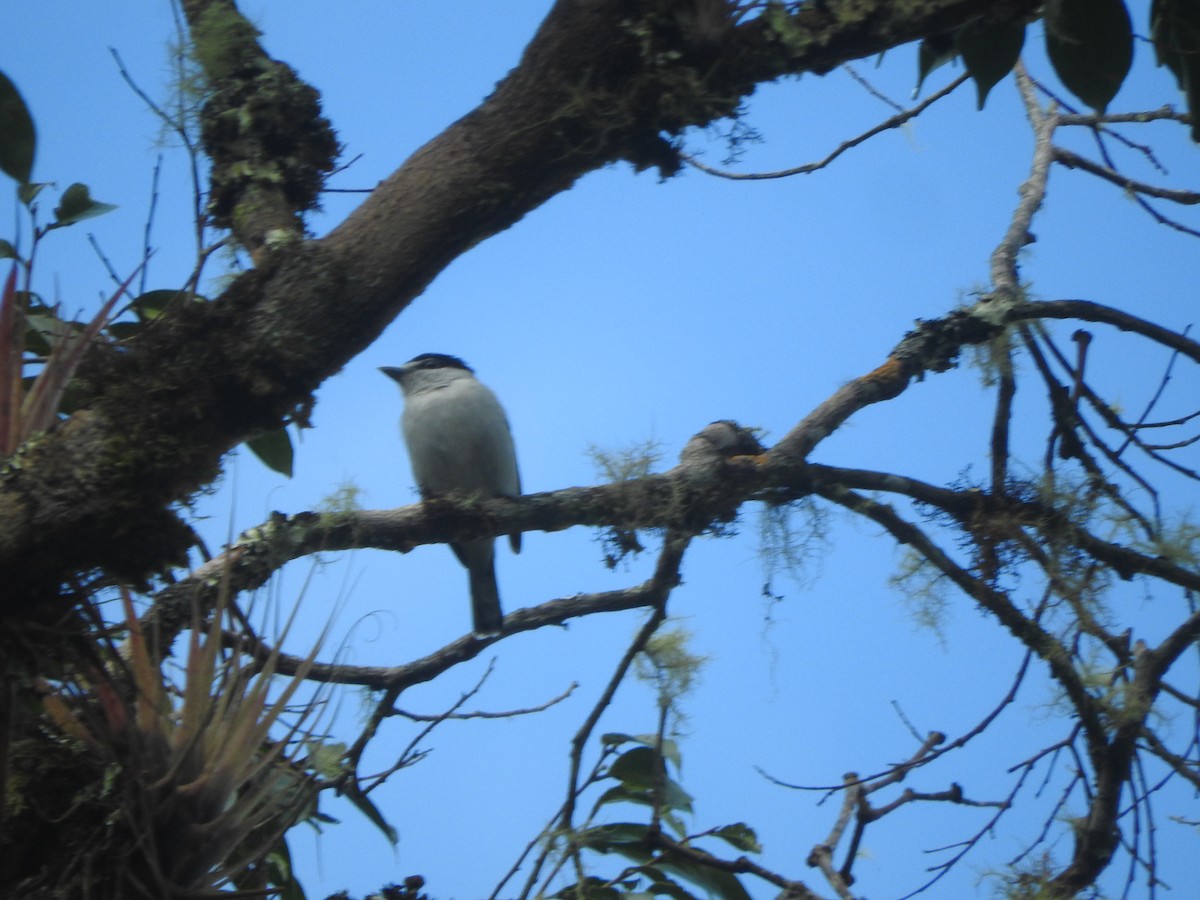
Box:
5;2;1200;898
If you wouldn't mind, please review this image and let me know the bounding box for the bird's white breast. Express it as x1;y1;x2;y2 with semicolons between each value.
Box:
401;378;520;498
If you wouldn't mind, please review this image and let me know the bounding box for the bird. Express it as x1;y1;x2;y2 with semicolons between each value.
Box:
381;354;521;636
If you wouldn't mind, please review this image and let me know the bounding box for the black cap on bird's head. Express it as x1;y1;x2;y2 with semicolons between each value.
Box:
406;353;472;372
380;353;473;384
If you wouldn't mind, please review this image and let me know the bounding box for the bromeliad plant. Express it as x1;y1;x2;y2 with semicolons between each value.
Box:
0;257;137;457
39;588;325;897
0;69;132;458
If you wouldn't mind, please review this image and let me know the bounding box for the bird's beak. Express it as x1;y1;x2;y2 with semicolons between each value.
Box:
379;366;404;383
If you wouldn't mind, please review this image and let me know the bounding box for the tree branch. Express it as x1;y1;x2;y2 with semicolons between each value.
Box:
0;0;1042;606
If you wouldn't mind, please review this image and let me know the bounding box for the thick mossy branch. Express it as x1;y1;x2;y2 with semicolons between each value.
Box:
0;244;353;602
183;0;339;248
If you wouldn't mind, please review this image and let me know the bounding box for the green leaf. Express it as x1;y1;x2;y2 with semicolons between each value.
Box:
601;733;679;771
577;822;654;854
594;783;652;811
0;70;36;184
250;836;307;900
659;778;693;814
25;312;79;357
105;321;143;341
643;880;697;900
551;876;624;899
0;240;15;260
709;823;762;854
652;858;751;900
609;746;665;788
1152;0;1200;140
661;810;688;840
605;747;693;813
305;740;348;778
593;779;693;817
342;783;398;846
17;182;48;207
247;427;294;477
50;182;118;228
601;732;638;748
576;824;751;900
108;290;182;339
1045;0;1133;112
956;18;1025;109
131;288;179;321
915;33;957;96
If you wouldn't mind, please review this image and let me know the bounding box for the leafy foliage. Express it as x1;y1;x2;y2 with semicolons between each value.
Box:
555;734;760;900
919;1;1184;123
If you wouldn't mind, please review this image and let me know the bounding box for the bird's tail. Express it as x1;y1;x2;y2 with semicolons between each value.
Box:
454;539;504;636
467;564;504;636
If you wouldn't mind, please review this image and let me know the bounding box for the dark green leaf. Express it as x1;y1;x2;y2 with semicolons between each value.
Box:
609;746;665;788
342;784;398;846
594;783;652;811
51;182;118;228
105;321;144;341
17;182;48;207
661;810;687;839
107;290;181;340
601;733;678;770
956;18;1025;109
0;240;16;260
579;824;751;899
25;312;80;358
915;33;957;96
606;747;693;813
551;876;623;899
652;858;751;900
577;822;654;854
708;823;762;854
601;732;638;747
644;880;697;900
23;327;52;357
1045;0;1133;112
0;70;36;184
131;289;180;321
593;778;693;817
660;778;693;814
247;428;294;477
1151;0;1200;140
253;837;307;900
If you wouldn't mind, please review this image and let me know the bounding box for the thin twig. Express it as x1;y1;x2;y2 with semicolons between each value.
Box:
684;73;968;180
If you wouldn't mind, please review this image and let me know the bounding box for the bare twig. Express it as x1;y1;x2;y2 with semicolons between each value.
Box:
1054;147;1200;205
393;680;577;721
684;73;969;181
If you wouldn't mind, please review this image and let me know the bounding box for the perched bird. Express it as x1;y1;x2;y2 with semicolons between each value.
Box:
381;354;521;636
